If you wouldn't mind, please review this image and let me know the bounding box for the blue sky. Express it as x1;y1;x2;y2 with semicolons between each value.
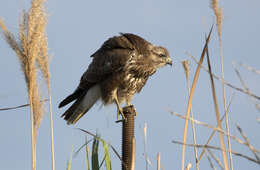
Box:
1;0;260;170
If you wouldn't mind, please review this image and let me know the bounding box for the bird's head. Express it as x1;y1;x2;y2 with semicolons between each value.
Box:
149;45;172;69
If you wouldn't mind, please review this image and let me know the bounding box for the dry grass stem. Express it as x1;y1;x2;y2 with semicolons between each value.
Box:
205;151;217;170
157;152;161;170
187;53;260;100
182;60;190;80
211;1;232;167
185;163;192;170
236;125;260;162
233;62;260;112
206;47;229;170
182;60;199;170
169;110;254;149
0;19;23;58
197;93;235;164
143;123;151;169
144;123;148;170
0;99;48;111
207;149;224;170
172;140;260;165
240;63;260;75
181;26;213;170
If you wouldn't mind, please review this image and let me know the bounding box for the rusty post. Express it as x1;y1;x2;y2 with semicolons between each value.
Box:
121;105;136;170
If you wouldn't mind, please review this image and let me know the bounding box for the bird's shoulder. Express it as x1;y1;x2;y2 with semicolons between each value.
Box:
90;34;134;58
91;33;151;57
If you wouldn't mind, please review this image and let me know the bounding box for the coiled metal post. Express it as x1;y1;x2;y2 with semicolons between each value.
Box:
122;105;136;170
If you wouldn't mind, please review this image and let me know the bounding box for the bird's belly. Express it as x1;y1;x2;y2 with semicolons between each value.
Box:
100;73;147;105
117;75;145;103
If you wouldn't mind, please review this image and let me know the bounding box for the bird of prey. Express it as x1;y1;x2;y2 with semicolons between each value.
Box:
59;33;172;124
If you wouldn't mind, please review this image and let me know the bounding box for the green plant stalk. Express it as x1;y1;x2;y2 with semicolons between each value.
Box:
86;144;90;170
101;140;112;170
92;136;99;170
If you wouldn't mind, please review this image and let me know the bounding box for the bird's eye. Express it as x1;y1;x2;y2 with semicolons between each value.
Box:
159;54;166;58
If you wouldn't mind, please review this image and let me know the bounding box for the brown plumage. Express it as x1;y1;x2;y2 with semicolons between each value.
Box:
59;33;172;124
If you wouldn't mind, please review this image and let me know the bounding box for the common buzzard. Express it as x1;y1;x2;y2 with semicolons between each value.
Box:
59;33;172;124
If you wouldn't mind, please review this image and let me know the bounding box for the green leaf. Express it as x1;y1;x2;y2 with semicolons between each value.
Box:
101;139;112;170
85;137;90;170
92;135;100;170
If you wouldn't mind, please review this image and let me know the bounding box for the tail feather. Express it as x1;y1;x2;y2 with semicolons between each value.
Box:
61;84;101;125
59;89;83;108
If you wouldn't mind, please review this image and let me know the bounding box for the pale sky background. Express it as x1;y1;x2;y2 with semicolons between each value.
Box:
1;0;260;170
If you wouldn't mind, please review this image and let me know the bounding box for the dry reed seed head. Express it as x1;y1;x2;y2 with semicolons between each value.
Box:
0;2;49;158
0;18;28;77
19;11;29;56
0;19;23;57
27;0;47;39
217;8;223;38
37;54;50;84
26;0;49;139
26;0;50;84
37;36;50;84
27;18;46;54
31;83;44;138
1;0;48;140
210;0;223;39
182;60;190;79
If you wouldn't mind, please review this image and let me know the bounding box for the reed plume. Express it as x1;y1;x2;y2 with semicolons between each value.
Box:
211;0;222;39
0;0;55;170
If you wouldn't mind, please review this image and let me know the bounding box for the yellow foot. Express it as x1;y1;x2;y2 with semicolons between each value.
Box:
125;105;137;116
133;107;137;116
118;107;126;120
116;107;126;123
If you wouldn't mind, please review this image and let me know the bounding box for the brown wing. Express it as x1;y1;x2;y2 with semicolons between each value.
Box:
58;35;136;108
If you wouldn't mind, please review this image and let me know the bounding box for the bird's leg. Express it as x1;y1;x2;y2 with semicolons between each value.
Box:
114;96;126;120
126;100;132;107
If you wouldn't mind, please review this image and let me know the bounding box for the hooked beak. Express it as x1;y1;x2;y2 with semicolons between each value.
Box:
166;57;173;66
